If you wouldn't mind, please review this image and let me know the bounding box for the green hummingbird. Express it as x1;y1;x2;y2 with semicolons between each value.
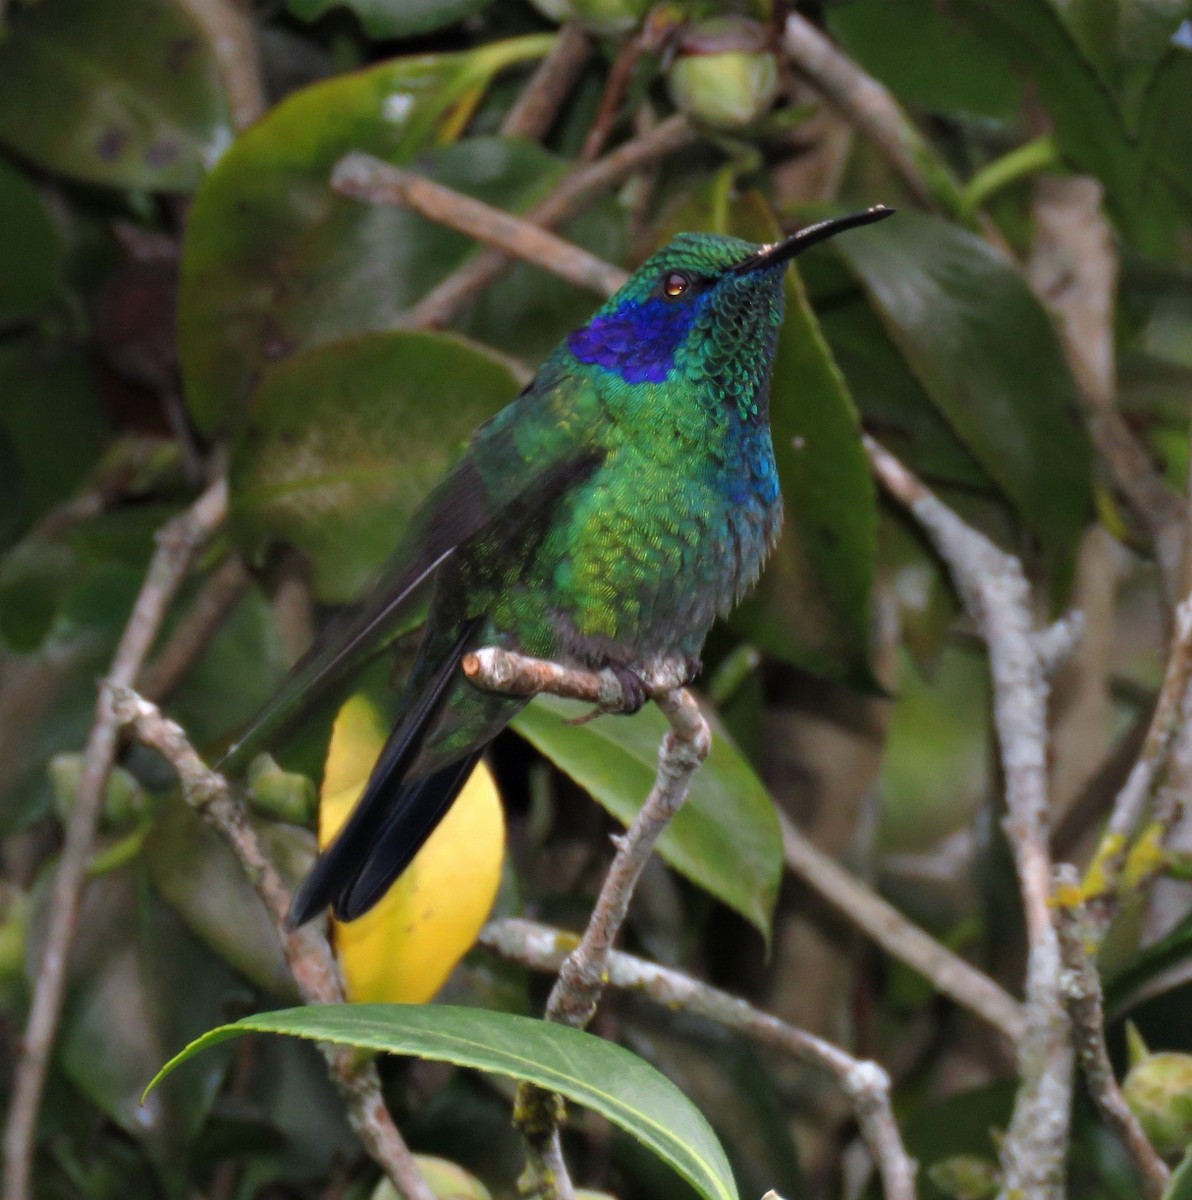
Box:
226;205;893;926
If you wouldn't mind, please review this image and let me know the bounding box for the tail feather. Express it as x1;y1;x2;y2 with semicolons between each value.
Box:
287;619;481;928
336;751;482;921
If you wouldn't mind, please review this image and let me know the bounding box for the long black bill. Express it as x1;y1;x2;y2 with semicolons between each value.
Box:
730;204;895;275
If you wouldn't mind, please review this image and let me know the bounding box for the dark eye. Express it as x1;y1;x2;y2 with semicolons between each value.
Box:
662;271;690;299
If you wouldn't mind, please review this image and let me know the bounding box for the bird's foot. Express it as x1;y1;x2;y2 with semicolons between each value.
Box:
682;655;703;687
609;665;650;714
565;665;651;726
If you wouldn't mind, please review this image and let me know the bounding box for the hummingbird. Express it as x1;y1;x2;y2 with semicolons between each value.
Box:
227;205;893;926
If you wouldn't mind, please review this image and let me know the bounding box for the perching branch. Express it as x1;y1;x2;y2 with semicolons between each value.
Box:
108;688;436;1200
3;478;229;1200
176;0;266;129
864;437;1072;1200
1053;866;1170;1200
482;917;918;1200
463;647;709;1200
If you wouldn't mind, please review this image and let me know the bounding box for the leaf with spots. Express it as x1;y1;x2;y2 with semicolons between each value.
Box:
0;0;231;191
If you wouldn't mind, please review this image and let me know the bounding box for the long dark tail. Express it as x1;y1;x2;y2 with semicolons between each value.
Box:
287;619;482;927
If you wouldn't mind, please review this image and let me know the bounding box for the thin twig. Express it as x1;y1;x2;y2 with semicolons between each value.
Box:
579;35;643;161
463;647;708;1199
108;689;436;1200
176;0;266;129
483;917;918;1200
864;437;1072;1200
500;23;591;142
332;155;629;299
3;479;228;1200
1084;593;1192;933
401;114;695;330
1054;866;1170;1199
779;811;1025;1043
781;13;964;214
139;555;253;703
1028;176;1183;606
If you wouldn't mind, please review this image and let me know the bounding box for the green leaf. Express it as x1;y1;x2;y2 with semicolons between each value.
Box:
0;337;108;529
512;696;781;938
228;331;521;602
833;211;1093;583
0;0;232;191
0;158;63;327
289;0;496;38
147;1003;739;1200
177;40;554;433
827;0;1020;121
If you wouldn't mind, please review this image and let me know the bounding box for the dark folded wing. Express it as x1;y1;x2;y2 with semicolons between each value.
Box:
220;369;605;772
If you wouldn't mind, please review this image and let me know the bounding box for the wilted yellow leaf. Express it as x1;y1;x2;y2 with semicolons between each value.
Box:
321;694;504;1004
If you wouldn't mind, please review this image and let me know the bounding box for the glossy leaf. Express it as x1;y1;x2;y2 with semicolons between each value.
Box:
228;331;521;601
957;0;1192;254
833;211;1093;581
289;0;496;37
512;695;781;938
827;0;1020;121
147;1003;739;1200
177;41;553;433
0;159;63;327
0;0;231;190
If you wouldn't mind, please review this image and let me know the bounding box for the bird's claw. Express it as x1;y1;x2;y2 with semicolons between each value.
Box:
609;665;650;714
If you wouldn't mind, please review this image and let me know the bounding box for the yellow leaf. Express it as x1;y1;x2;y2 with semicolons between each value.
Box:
321;694;505;1004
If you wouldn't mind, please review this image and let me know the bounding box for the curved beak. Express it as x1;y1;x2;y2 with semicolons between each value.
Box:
729;205;895;275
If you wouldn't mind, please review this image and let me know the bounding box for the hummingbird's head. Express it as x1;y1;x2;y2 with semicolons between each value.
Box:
566;207;893;421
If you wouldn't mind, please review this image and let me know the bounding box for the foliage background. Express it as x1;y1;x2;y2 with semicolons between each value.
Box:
1;0;1191;1198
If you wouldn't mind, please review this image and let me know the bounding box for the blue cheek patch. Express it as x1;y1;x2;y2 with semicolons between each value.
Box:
568;296;700;383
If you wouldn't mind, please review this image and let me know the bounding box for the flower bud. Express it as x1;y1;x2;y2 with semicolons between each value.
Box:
49;753;149;831
372;1157;492;1200
1123;1049;1192;1157
246;754;317;825
926;1156;1000;1199
667;16;779;129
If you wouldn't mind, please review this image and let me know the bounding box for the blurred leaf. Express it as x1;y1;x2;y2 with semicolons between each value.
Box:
373;1156;495;1200
1107;904;1192;1018
0;338;108;527
878;645;990;854
229;330;520;601
959;0;1191;255
512;695;781;938
0;0;231;190
1052;0;1191;129
0;542;76;653
177;41;553;433
0;158;63;327
48;869;246;1188
143;795;303;1001
289;0;496;37
833;211;1093;585
827;0;1020;121
149;1003;740;1200
166;582;289;746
